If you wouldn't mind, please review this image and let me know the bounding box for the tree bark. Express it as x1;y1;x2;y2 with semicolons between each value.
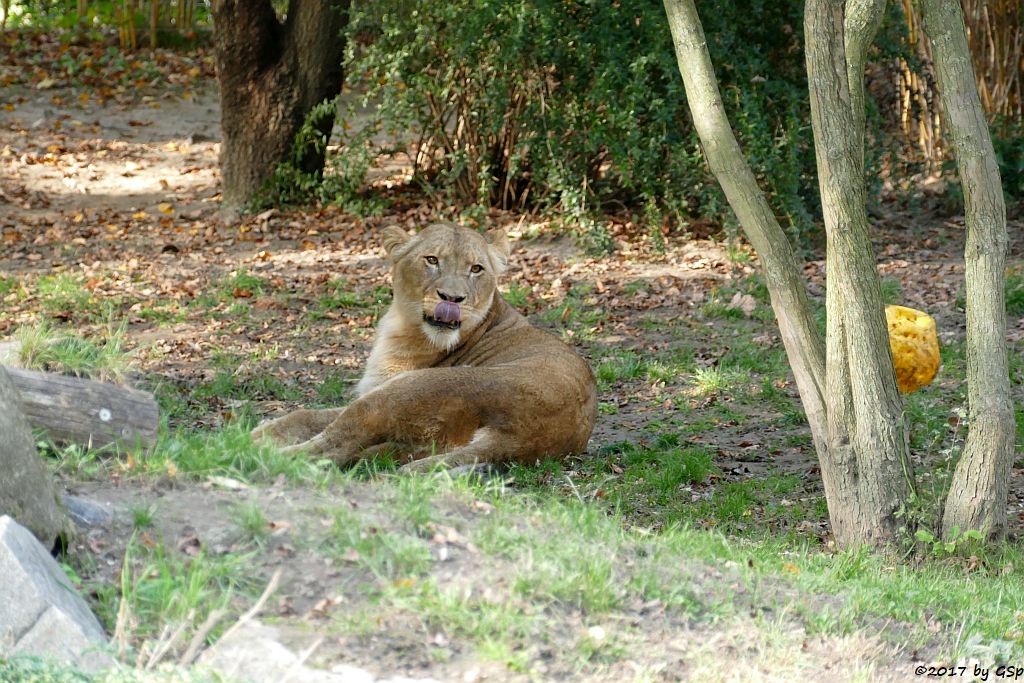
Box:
920;0;1014;539
212;0;349;211
805;0;915;547
661;0;878;540
4;367;160;449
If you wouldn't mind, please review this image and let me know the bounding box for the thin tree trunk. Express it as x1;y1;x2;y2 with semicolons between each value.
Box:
212;0;349;211
661;0;871;540
806;0;915;547
920;0;1014;539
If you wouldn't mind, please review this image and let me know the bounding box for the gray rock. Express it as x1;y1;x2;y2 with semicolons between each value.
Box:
63;495;113;529
199;621;349;683
0;515;112;671
0;367;71;546
200;620;442;683
14;606;113;672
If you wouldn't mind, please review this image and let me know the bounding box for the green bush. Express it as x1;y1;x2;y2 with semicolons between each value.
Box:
333;0;817;242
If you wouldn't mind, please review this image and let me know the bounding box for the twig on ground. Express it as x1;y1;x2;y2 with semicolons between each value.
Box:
145;608;195;669
178;607;228;666
277;636;325;683
212;568;283;644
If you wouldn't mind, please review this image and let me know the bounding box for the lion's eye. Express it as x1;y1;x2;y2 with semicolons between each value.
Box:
424;256;439;266
470;264;484;274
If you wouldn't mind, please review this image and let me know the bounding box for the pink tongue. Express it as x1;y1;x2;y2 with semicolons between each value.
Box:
434;300;462;324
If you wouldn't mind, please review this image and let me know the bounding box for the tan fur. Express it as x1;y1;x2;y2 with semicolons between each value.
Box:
252;222;597;470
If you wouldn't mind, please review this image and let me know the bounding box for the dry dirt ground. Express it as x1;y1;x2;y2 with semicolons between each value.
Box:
1;53;1023;682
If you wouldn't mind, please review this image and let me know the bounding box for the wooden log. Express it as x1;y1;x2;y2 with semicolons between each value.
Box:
3;366;160;449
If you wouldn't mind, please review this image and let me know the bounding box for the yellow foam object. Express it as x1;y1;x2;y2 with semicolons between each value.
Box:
885;305;939;394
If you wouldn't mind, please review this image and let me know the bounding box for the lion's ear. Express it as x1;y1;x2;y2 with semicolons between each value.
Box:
381;225;412;261
484;228;510;274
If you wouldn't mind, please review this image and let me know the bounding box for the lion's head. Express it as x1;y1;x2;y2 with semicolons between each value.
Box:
381;222;510;351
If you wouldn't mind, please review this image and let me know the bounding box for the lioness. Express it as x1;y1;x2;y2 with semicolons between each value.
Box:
252;222;597;471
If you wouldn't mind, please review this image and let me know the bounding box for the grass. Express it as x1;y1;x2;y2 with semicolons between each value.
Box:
232;499;270;546
15;320;133;382
94;535;257;656
44;421;333;486
0;657;225;682
355;471;1024;668
541;283;608;342
35;274;94;319
1004;268;1024;317
312;280;390;320
14;272;1024;675
327;504;434;580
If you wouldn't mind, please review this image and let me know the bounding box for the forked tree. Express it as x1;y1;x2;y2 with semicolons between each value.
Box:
662;0;1013;548
211;0;350;210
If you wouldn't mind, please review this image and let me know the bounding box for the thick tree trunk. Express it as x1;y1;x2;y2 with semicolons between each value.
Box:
212;0;349;211
920;0;1014;539
805;0;915;547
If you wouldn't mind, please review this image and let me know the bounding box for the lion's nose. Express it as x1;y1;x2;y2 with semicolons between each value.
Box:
437;291;466;303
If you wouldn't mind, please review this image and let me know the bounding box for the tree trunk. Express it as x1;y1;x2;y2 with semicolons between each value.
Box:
665;0;917;548
212;0;349;211
805;0;915;547
920;0;1014;540
662;0;864;542
661;0;827;444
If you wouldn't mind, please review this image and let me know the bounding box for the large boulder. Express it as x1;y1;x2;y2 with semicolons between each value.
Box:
0;366;70;546
0;515;113;671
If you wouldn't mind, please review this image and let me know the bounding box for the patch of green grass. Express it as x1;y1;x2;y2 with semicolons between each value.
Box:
192;358;301;404
623;279;650;297
187;270;277;319
328;505;434;580
221;269;268;298
391;474;441;534
501;282;532;309
16;321;133;382
0;274;21;298
315;373;355;405
130;504;155;530
594;349;646;387
39;441;112;478
381;578;535;671
700;276;774;322
35;274;93;319
312;281;391;320
495;472;1024;659
145;422;332;485
596;437;716;507
689;365;754;397
91;534;257;652
135;303;186;325
541;284;607;341
880;276;903;306
719;338;787;376
232;499;271;546
0;657;224;682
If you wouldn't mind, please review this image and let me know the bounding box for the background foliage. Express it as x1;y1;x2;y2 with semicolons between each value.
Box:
329;0;819;245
